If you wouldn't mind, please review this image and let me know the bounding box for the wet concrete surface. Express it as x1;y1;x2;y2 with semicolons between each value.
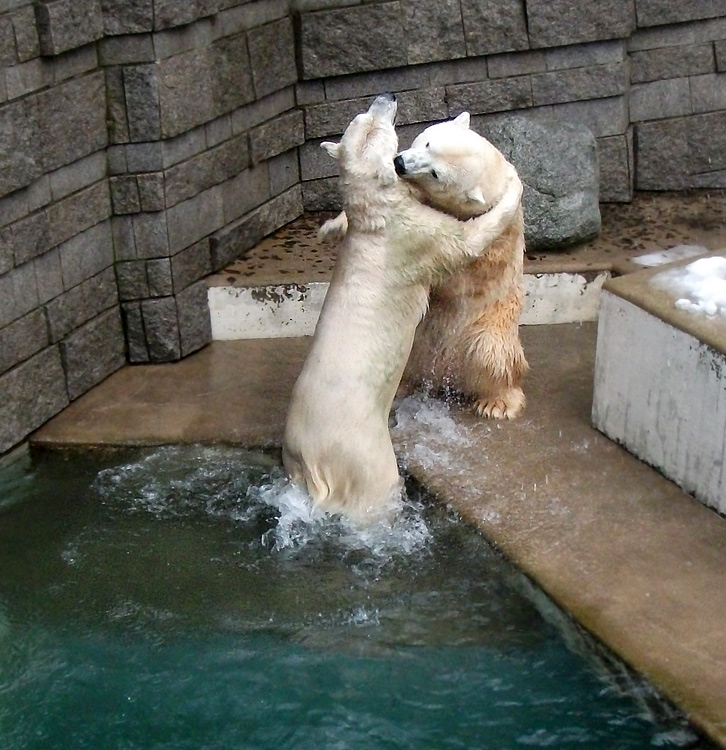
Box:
32;323;726;747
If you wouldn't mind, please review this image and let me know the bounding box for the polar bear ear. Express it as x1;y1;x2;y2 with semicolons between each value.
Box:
321;141;341;160
466;186;487;207
452;112;471;129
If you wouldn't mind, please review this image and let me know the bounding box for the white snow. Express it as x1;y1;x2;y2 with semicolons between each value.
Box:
650;254;726;318
632;244;708;267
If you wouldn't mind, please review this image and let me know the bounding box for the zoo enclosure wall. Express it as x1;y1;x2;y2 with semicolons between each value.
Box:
1;0;725;456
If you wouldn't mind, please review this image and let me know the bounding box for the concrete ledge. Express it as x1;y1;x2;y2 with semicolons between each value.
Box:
593;254;726;514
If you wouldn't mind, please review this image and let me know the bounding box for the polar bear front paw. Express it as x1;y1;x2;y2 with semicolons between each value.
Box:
473;387;525;420
318;211;349;243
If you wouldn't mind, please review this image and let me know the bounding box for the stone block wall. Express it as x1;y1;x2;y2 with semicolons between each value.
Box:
296;0;726;206
1;0;726;455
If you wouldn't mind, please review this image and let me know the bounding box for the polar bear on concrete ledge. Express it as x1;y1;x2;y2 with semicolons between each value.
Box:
282;94;523;525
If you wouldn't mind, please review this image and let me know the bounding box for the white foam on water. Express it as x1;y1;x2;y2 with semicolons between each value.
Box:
632;244;707;267
650;254;726;317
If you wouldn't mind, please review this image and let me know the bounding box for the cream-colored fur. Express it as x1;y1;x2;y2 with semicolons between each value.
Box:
323;113;528;419
282;95;523;524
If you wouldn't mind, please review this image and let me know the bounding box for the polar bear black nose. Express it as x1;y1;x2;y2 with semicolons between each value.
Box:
393;155;406;175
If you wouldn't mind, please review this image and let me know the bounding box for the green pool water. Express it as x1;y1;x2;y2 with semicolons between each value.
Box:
0;446;706;749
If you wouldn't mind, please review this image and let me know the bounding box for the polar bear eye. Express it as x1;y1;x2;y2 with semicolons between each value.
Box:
430;169;438;179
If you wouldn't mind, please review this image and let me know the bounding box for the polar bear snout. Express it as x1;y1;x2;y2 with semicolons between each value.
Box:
393;154;406;175
369;92;397;123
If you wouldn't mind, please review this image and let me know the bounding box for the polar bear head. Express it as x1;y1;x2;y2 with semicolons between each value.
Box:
321;93;399;192
393;112;509;219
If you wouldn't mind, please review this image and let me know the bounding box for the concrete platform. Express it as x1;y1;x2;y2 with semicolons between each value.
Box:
32;323;726;747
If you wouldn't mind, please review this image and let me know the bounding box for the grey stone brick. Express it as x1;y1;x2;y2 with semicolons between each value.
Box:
0;346;69;454
268;149;300;196
28;72;107;173
402;0;465;65
630;43;714;83
636;0;725;27
211;32;256;118
398;87;448;124
230;87;295;135
105;68;130;144
98;33;155;65
171;238;212;292
630;78;692;121
4;210;50;265
45;266;118;342
34;247;64;304
487;50;546;79
209;185;302;270
121;301;149;362
532;62;628;106
177;279;211;357
11;7;41;62
425;57;489;86
137;172;165;211
47;181;112;250
152;16;213;60
550;96;629;137
545;40;626;71
299;3;407;79
60;308;125;401
167;186;224;253
324;66;430;102
446;76;532;116
58;221;114;290
125;142;163;172
164;134;250;207
296;80;325;106
718;41;726;72
691;72;726;114
528;0;635;48
598;131;633;202
156;49;213;139
0;227;11;273
36;0;104;56
161;127;207;170
124;64;162;142
688;110;726;173
250;110;304;164
116;259;149;300
248;17;297;98
0;99;42;199
695;17;726;44
634;118;689;189
49;152;107;202
304;96;378;139
100;0;153;35
146;257;173;296
0;308;48;376
5;59;50;101
0;261;39;328
214;0;288;36
50;45;99;86
132;211;169;259
154;0;205;30
301;176;340;212
299;138;339;181
461;0;528;56
111;216;136;261
110;175;142;214
627;24;697;52
221;166;270;225
206;115;232;149
141;295;181;361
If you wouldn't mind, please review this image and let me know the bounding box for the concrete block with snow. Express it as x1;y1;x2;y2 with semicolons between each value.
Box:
592;252;726;514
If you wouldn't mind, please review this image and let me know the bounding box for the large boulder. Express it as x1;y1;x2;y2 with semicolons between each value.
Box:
484;117;601;251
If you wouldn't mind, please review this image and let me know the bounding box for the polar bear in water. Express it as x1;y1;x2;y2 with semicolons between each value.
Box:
282;94;522;524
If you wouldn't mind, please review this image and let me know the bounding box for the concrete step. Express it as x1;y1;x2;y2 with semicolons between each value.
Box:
593;251;726;515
